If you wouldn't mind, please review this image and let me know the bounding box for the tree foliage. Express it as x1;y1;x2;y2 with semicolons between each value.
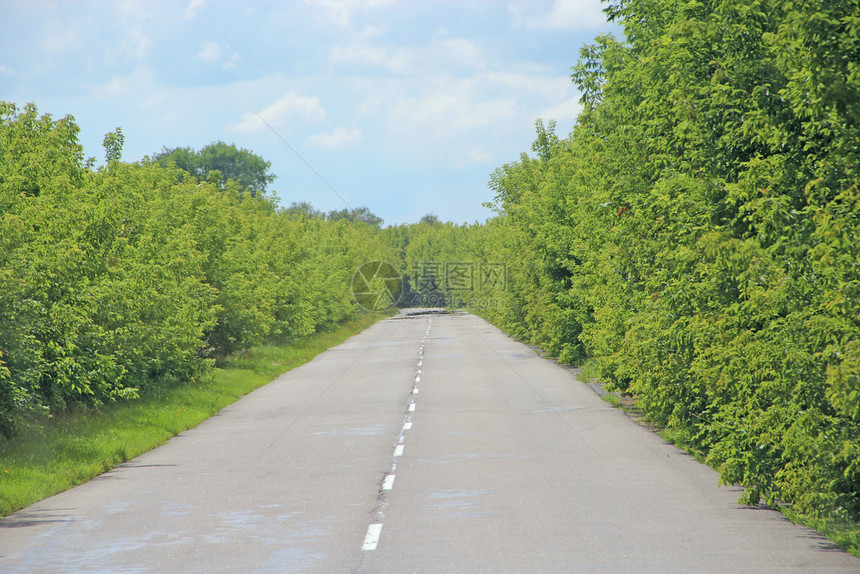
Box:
325;206;384;227
466;0;860;521
0;104;394;438
152;141;276;197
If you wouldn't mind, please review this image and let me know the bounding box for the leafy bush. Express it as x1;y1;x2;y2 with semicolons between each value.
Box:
471;0;860;521
0;102;395;438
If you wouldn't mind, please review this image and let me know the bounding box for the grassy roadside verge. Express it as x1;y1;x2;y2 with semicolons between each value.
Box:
0;311;391;518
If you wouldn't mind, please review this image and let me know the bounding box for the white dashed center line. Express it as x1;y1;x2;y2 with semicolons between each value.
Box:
382;474;396;491
362;523;383;551
360;315;431;553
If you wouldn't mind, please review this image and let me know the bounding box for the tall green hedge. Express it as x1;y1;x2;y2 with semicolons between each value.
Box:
472;0;859;520
0;102;394;438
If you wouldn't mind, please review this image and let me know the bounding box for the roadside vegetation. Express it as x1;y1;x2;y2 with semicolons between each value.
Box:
1;0;857;555
0;102;396;440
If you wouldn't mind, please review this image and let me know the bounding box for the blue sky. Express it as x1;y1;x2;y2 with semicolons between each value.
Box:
1;0;620;225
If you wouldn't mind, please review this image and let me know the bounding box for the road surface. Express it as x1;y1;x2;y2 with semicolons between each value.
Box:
1;310;858;573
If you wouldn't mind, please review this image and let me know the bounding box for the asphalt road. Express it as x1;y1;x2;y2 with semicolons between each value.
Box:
1;310;858;573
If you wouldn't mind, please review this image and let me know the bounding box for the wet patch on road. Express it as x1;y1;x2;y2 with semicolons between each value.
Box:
426;489;497;517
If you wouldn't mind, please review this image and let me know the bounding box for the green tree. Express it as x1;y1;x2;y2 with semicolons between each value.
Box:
102;127;124;163
0;101;398;439
152;141;276;197
474;0;860;522
326;206;384;227
283;201;324;218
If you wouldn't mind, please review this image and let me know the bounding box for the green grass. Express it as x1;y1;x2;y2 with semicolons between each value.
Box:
781;509;860;557
576;358;601;384
0;311;390;518
657;427;708;465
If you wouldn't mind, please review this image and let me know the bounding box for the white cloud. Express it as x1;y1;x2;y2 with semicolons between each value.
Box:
91;66;155;98
308;127;363;149
356;97;383;117
185;0;205;19
198;41;241;69
305;0;396;26
434;38;485;70
510;0;608;30
42;18;83;55
124;23;151;61
377;63;580;170
1;0;614;225
198;41;221;64
331;43;410;74
330;37;485;75
231;92;326;133
262;92;325;122
115;1;153;60
389;75;518;133
453;147;494;168
408;93;516;130
482;70;570;99
539;97;583;124
223;52;241;70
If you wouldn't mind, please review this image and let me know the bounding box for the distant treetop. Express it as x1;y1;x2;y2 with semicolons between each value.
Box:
152;141;275;197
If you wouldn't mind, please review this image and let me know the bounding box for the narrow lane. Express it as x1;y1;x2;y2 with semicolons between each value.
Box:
1;311;858;573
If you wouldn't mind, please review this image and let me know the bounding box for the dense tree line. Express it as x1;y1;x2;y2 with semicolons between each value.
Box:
0;102;395;438
454;0;859;522
283;201;385;227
